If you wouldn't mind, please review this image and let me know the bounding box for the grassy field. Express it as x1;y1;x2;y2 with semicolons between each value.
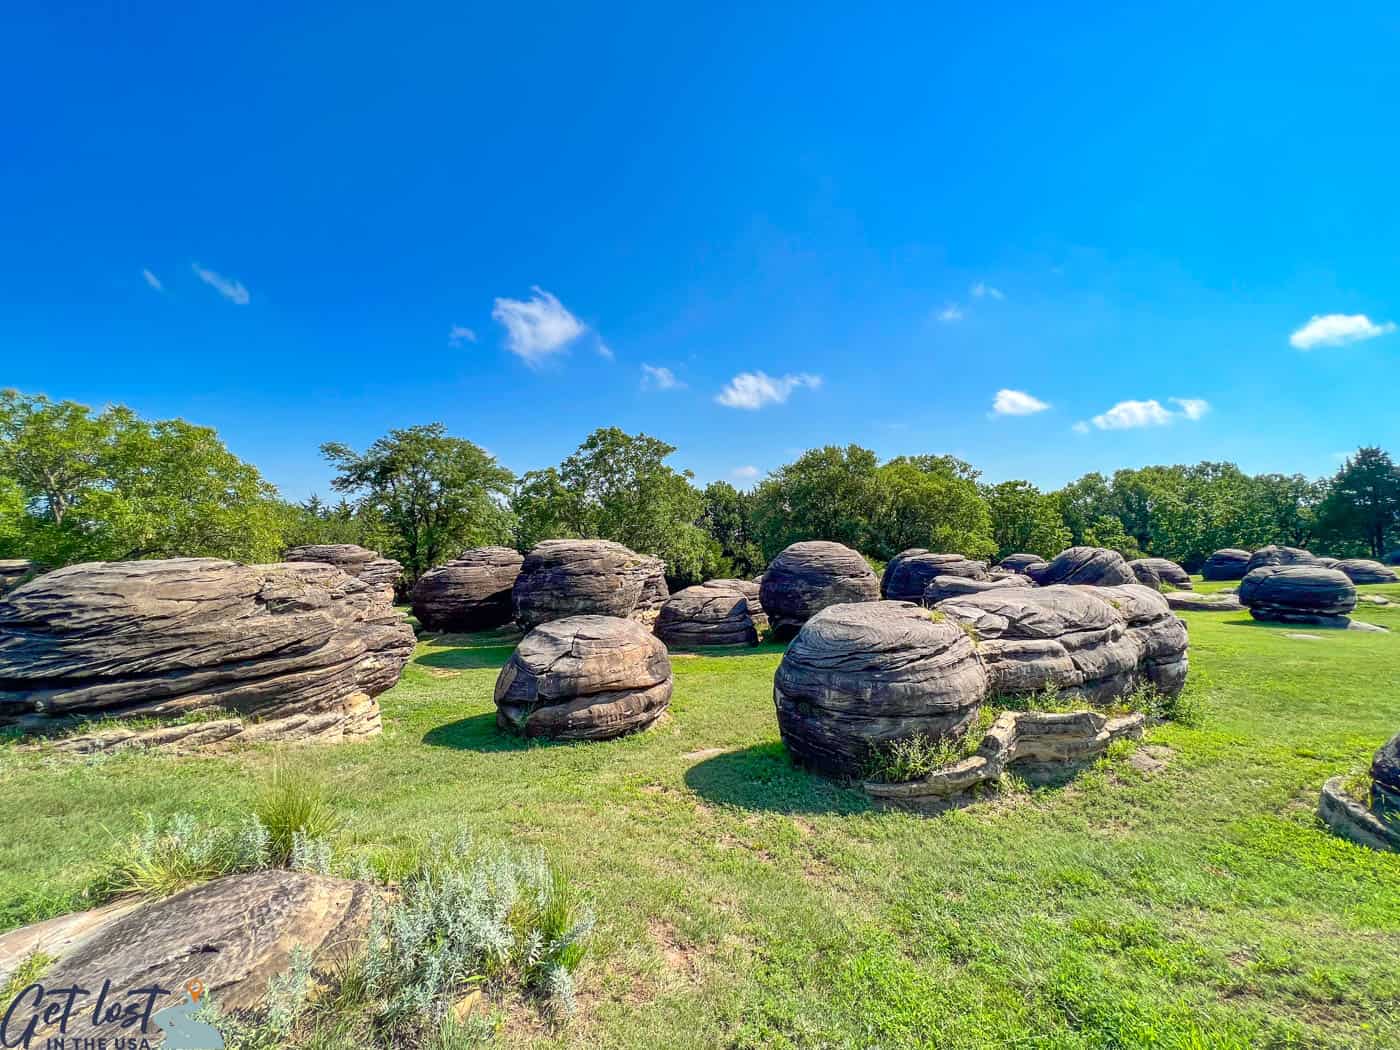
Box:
4;581;1400;1048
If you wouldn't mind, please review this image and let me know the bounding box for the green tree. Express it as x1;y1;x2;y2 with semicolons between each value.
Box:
322;424;515;584
280;495;392;551
698;481;763;577
750;445;882;558
867;458;996;562
1314;447;1400;558
1083;514;1141;559
983;480;1071;559
1251;473;1324;549
1054;472;1116;546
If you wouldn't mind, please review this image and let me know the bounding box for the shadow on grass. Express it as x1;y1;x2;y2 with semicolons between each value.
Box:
415;627;523;670
421;711;530;751
684;742;872;815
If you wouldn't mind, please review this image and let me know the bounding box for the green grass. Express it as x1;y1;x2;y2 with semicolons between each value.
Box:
3;605;1399;1048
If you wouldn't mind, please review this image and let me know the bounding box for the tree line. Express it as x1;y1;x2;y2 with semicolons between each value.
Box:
3;389;1398;589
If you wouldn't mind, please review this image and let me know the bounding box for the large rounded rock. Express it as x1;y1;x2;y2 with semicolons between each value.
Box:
1336;559;1399;585
1129;557;1193;590
655;584;760;648
760;541;880;639
881;550;987;601
1244;545;1318;575
1030;546;1135;587
635;556;670;620
494;615;672;739
410;546;523;631
997;553;1049;577
283;543;403;602
511;540;659;629
1238;565;1357;626
0;558;414;747
921;573;1034;606
936;583;1188;701
1201;548;1251;581
1372;731;1400;816
774;601;989;778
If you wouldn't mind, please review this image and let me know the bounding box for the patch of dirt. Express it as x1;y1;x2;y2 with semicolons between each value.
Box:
424;667;462;678
681;747;727;761
1129;745;1174;775
1284;633;1323;641
648;919;704;983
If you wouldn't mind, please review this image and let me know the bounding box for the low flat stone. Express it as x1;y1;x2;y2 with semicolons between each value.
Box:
1319;776;1400;853
1164;591;1244;613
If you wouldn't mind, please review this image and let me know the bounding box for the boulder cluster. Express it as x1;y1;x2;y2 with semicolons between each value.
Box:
1029;546;1136;587
283;543;403;603
881;551;988;602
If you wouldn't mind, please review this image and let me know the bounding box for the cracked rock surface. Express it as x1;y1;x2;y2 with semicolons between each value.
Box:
760;541;880;640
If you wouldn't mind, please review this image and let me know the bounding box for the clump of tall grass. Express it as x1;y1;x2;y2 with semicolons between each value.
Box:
255;762;341;866
862;707;996;783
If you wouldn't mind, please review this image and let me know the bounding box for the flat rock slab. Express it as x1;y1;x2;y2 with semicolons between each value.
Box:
1030;546;1135;587
1239;565;1357;624
996;553;1049;576
1201;548;1251;581
1319;777;1400;852
881;550;987;601
922;573;1033;606
284;543;402;602
655;584;760;647
411;546;523;631
495;614;673;739
512;539;660;629
760;541;880;639
1165;591;1244;613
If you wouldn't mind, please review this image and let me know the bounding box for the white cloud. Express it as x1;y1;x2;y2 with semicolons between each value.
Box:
1072;421;1090;435
596;340;615;360
191;263;250;305
971;282;1005;300
448;325;476;347
142;268;163;292
490;286;585;364
731;465;760;480
1170;397;1210;420
1289;313;1396;350
992;388;1050;416
641;363;685;390
937;304;964;322
715;371;822;410
1076;396;1212;432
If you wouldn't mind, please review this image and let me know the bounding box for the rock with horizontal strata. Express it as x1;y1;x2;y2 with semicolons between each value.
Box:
1164;590;1244;613
774;601;988;778
1129;557;1193;590
494;614;672;739
654;584;760;647
1239;565;1357;626
1372;730;1400;817
880;550;987;601
511;539;660;629
997;553;1049;576
284;543;403;602
0;558;414;748
921;573;1034;606
1201;548;1251;581
410;546;523;631
1243;544;1319;575
0;560;40;596
1029;546;1135;587
1335;558;1399;585
760;541;880;639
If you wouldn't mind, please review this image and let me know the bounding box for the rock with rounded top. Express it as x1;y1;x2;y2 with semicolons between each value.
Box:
1244;545;1319;575
921;573;1034;606
1238;565;1357;626
1336;559;1399;585
283;543;403;602
996;553;1049;577
880;550;988;601
655;584;760;647
410;546;523;631
1129;557;1193;590
1029;546;1135;587
494;614;672;739
511;539;659;629
774;600;988;778
702;578;767;630
1201;548;1251;580
760;541;880;639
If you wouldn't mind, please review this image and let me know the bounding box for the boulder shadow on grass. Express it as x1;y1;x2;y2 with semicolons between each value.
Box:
414;628;522;671
421;711;530;751
683;742;873;815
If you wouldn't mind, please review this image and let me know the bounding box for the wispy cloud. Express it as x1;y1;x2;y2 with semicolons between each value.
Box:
1289;313;1396;350
448;325;477;347
1075;397;1211;432
596;340;615;360
1170;397;1210;420
992;389;1049;416
971;282;1005;300
731;465;760;480
937;304;964;323
716;371;822;410
641;363;685;391
142;268;163;293
191;263;250;305
490;286;585;364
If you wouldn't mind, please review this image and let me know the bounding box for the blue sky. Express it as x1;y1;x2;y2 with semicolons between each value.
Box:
4;3;1397;500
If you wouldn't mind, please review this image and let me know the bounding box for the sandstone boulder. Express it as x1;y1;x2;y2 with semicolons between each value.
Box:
410;546;523;631
1029;546;1135;587
511;540;659;629
1129;557;1193;590
997;553;1049;577
921;573;1034;606
1239;565;1357;626
634;556;671;622
0;558;414;748
654;584;760;647
1336;559;1399;585
494;615;672;739
1164;590;1244;613
1201;548;1251;581
760;541;880;639
1244;545;1319;575
283;543;402;602
774;601;988;778
881;550;988;601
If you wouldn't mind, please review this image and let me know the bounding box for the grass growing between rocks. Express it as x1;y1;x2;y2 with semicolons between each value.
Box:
3;599;1400;1047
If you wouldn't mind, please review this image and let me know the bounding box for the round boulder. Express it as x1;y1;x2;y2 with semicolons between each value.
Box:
410;546;523;631
997;553;1049;576
1243;545;1318;575
494;615;672;739
1029;546;1135;587
760;541;880;639
283;543;403;602
774;601;989;778
1129;557;1193;590
703;578;767;630
1238;565;1357;626
1336;559;1399;585
1201;548;1251;581
921;573;1033;606
655;584;760;648
511;539;658;629
880;550;988;601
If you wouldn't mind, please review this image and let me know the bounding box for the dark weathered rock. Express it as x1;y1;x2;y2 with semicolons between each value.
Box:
284;543;403;602
511;540;659;629
0;560;40;596
1372;731;1400;817
921;573;1033;606
1336;559;1399;585
1130;557;1193;590
881;550;987;601
11;872;377;1038
1244;545;1319;575
655;585;760;647
1314;557;1340;570
1239;565;1357;626
0;558;414;748
1030;546;1135;587
410;546;523;631
760;541;880;639
997;553;1049;576
936;583;1188;701
1164;590;1244;613
774;601;988;778
495;615;672;739
1318;776;1400;852
634;556;670;623
1201;548;1251;581
702;578;767;631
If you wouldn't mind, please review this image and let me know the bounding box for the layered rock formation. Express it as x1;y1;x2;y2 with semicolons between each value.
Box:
654;584;760;647
1336;558;1399;585
996;553;1049;576
0;558;414;749
1029;546;1135;587
921;573;1034;606
511;539;660;629
1164;590;1244;613
0;560;39;596
410;546;523;631
759;541;880;639
1129;557;1193;590
1238;565;1357;626
881;550;987;601
1319;731;1400;852
283;544;403;602
1201;548;1251;581
494;614;672;739
1243;545;1318;574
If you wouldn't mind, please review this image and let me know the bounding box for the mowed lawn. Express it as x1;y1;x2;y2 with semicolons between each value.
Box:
4;583;1400;1049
